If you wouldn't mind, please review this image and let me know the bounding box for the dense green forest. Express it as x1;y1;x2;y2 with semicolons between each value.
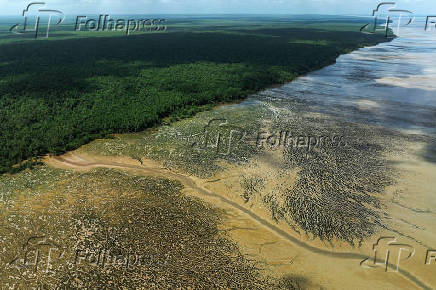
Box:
0;20;389;173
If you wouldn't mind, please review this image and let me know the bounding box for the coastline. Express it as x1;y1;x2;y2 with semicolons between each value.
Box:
159;36;394;132
0;26;392;174
2;29;435;289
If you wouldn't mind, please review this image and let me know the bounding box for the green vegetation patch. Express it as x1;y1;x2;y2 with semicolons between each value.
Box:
0;22;389;173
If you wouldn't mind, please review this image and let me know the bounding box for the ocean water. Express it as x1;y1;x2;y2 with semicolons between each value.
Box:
255;17;436;136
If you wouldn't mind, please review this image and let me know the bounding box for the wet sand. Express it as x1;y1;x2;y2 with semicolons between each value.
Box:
48;22;436;289
43;135;435;289
3;21;435;289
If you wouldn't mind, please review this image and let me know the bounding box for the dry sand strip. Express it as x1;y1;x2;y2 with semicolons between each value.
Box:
46;153;432;290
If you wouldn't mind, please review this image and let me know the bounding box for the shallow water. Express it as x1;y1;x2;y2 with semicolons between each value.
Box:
250;19;436;136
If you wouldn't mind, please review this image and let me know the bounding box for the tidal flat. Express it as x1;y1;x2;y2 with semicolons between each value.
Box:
59;91;435;289
1;17;436;290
